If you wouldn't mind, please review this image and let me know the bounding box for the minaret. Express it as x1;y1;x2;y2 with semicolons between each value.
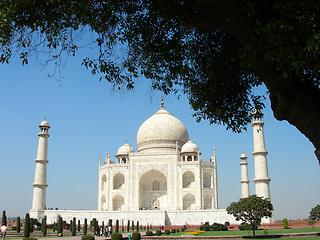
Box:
251;109;271;199
210;147;218;209
31;119;50;211
240;153;250;199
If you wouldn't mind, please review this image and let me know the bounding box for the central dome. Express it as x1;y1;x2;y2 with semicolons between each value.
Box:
137;107;189;153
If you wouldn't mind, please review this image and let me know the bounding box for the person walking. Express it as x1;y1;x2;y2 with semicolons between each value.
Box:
0;224;7;240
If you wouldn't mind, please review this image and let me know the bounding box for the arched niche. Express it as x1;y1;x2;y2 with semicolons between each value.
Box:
113;195;124;211
182;171;195;188
183;193;195;210
139;169;167;210
113;173;125;189
204;194;212;210
101;195;106;211
203;171;212;188
101;174;107;190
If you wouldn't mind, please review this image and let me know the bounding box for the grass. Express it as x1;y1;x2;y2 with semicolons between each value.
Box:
171;227;320;238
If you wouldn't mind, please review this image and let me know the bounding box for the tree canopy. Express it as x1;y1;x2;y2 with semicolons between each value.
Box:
226;195;273;237
309;204;320;223
1;1;320;163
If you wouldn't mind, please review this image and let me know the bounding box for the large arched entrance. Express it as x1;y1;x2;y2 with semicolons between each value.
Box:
139;169;167;210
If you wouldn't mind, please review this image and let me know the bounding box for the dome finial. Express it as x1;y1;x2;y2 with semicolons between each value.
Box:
161;96;164;108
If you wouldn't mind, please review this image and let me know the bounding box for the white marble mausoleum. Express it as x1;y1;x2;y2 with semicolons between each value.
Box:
30;101;272;225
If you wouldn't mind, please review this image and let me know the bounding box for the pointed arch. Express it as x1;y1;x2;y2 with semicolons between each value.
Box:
139;169;167;210
113;173;125;189
113;195;124;210
101;174;107;190
183;193;195;210
101;195;106;211
203;171;212;188
183;171;195;188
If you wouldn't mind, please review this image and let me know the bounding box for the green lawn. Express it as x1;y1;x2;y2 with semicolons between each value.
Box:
169;228;320;237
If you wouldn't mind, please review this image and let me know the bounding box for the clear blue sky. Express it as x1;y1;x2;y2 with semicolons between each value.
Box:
0;49;319;221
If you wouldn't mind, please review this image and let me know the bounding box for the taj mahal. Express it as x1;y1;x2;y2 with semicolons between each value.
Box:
29;99;272;225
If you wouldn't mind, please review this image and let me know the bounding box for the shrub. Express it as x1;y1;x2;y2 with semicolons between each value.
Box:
176;229;179;232
164;229;170;234
238;222;257;230
132;231;141;240
12;226;17;230
155;230;161;236
171;229;176;233
211;223;228;231
17;216;21;233
81;235;95;240
283;218;288;229
225;221;230;227
23;238;38;240
111;232;122;240
115;219;119;233
180;228;185;232
24;213;30;238
146;231;153;236
83;218;88;235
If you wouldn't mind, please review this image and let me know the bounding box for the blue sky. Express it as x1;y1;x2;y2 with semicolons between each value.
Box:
0;50;319;221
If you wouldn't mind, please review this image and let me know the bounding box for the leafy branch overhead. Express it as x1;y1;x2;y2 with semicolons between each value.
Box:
1;1;320;162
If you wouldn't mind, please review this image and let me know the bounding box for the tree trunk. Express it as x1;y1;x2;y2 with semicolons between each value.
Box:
266;79;320;165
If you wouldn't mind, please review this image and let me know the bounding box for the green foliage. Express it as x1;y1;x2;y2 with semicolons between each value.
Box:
115;219;119;233
132;231;140;240
2;211;7;226
84;218;88;235
200;223;228;231
109;219;113;232
17;216;21;233
81;235;95;240
309;204;320;222
72;217;76;236
171;229;176;233
181;228;185;232
238;222;257;230
155;230;161;236
29;218;34;233
24;213;30;238
127;220;130;232
136;221;139;232
23;238;38;240
225;221;230;227
283;218;288;229
176;229;179;232
111;232;122;240
131;221;134;231
42;216;47;237
227;195;273;237
78;220;81;232
57;216;63;235
2;0;320;162
146;230;153;236
121;221;124;232
164;229;170;234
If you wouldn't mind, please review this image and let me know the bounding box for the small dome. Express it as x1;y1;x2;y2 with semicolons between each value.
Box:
181;140;199;154
137;107;189;153
240;153;247;159
116;143;134;156
39;119;49;127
